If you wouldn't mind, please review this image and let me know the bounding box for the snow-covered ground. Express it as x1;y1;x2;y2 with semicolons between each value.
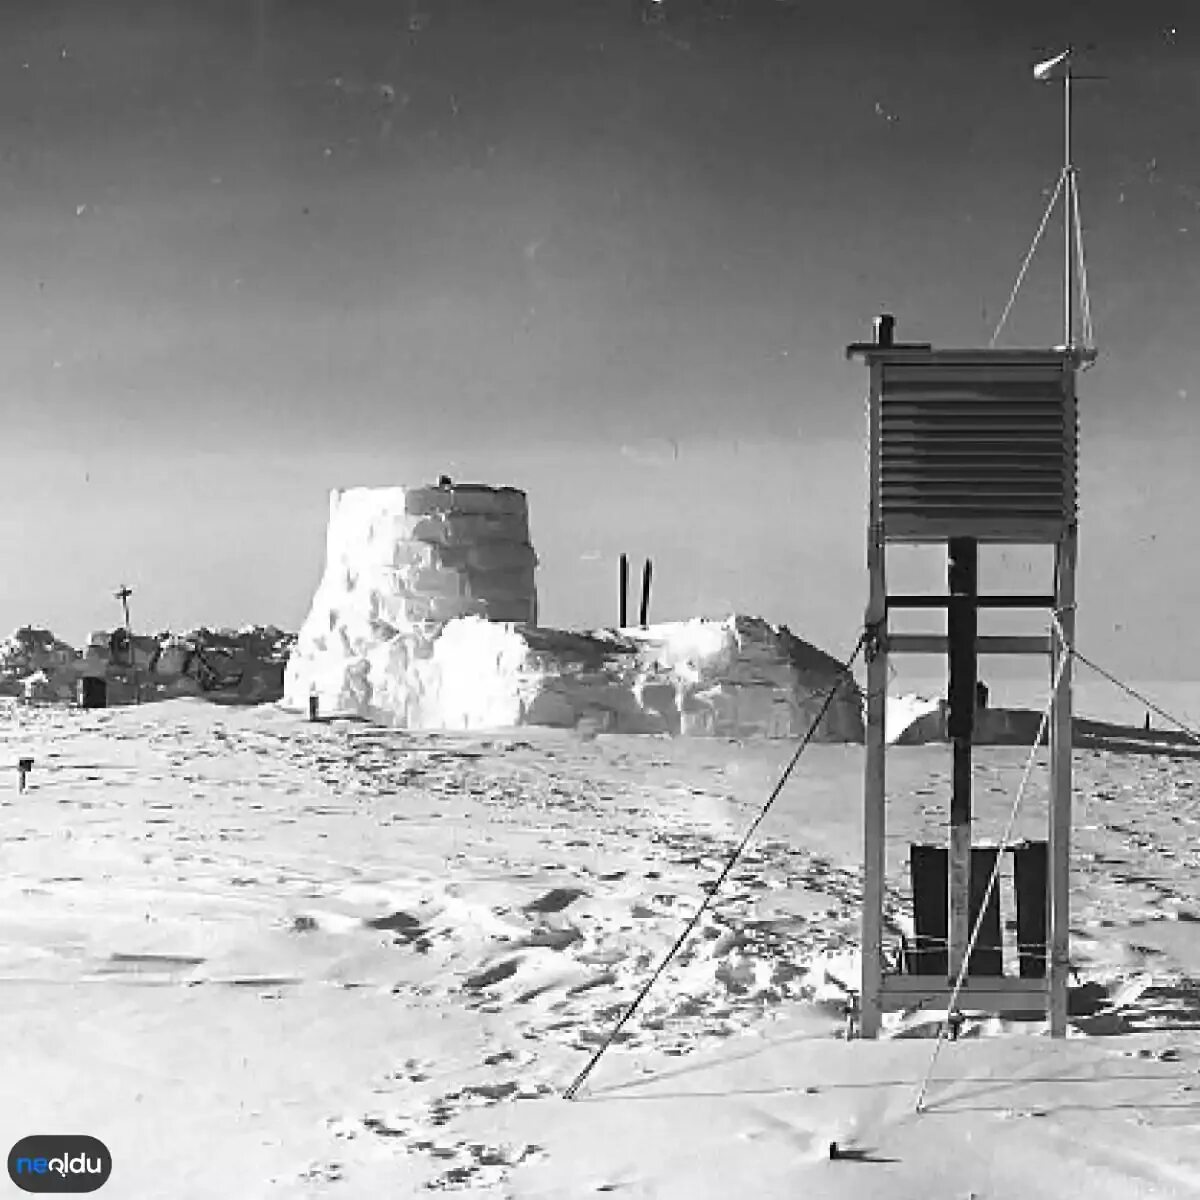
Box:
3;695;1200;1197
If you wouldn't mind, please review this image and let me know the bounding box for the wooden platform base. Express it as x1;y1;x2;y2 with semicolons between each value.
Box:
880;975;1048;1014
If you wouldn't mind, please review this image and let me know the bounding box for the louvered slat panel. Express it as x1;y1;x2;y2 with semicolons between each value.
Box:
876;359;1076;542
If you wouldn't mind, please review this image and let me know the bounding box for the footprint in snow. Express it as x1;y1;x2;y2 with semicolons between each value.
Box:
465;959;522;990
523;887;587;914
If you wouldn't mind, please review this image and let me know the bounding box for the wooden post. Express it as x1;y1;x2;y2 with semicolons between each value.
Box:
115;585;139;705
946;538;978;981
860;336;889;1039
861;525;887;1038
619;554;629;629
1048;526;1076;1035
639;559;653;629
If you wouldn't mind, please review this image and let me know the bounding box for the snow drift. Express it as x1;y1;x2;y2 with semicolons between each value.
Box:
284;612;863;740
887;693;946;744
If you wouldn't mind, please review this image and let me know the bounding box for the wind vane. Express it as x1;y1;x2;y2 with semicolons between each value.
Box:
991;46;1106;355
1037;47;1102;351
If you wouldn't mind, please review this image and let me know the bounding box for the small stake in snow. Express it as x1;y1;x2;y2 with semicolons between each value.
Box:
17;757;33;793
843;996;860;1040
308;685;319;722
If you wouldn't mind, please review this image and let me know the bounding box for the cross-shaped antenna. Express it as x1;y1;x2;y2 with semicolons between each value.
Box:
113;585;139;704
114;584;133;621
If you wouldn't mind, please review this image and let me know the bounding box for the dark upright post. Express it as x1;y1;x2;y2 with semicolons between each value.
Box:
619;554;629;628
1014;840;1049;979
640;558;653;628
115;585;139;705
947;537;978;980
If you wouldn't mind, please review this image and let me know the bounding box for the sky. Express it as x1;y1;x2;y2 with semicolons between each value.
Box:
1;0;1197;682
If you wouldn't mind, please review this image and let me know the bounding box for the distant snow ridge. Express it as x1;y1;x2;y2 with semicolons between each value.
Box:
0;624;295;704
0;627;77;698
283;481;862;740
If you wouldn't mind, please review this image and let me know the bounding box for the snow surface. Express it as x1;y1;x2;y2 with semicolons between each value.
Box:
3;696;1200;1197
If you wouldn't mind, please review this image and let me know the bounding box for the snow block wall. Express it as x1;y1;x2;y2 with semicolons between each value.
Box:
283;482;539;718
320;482;535;625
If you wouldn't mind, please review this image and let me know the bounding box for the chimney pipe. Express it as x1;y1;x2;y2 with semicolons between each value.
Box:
873;314;895;347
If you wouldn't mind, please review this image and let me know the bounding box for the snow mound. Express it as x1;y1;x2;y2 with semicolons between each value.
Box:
887;693;945;744
285;612;863;740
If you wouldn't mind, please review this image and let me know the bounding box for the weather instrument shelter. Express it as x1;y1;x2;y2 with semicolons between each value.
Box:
847;313;1092;1039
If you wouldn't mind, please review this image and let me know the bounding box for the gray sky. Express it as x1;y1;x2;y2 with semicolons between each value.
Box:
1;0;1196;679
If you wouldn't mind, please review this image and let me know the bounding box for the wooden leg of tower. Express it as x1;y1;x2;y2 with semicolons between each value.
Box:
947;538;978;985
861;534;888;1039
1048;528;1077;1037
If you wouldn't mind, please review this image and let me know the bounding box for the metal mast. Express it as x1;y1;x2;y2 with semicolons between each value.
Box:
1064;59;1074;349
1033;46;1104;353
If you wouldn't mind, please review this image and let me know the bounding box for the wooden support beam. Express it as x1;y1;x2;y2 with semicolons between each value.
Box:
887;634;1052;656
862;595;887;1039
947;538;978;983
860;354;888;1040
1048;529;1077;1036
886;594;1056;610
880;517;1071;545
880;975;1048;1013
